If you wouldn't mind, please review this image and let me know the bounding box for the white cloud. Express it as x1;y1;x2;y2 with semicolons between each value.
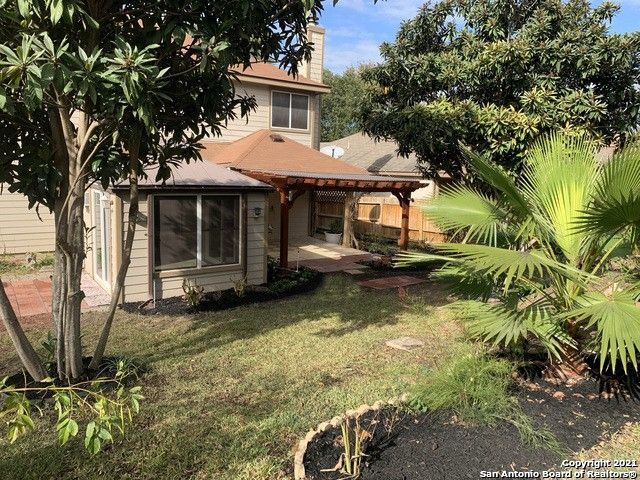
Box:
324;38;382;72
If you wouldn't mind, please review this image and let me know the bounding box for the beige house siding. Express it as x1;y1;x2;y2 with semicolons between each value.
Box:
212;83;319;148
0;188;55;254
117;191;268;303
300;25;325;84
267;190;310;244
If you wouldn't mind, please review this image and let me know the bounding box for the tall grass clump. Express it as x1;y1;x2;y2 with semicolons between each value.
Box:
408;350;564;452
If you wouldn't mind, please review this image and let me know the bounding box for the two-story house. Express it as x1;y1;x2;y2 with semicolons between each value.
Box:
1;25;423;304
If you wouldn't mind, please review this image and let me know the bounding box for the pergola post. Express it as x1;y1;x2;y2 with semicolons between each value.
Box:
393;190;412;251
278;187;306;269
279;188;290;268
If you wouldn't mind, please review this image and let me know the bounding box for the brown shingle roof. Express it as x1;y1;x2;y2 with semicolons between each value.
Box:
112;159;271;191
231;63;330;93
203;130;370;176
321;132;421;175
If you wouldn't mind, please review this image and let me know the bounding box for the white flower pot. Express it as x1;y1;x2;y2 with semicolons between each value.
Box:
324;232;342;245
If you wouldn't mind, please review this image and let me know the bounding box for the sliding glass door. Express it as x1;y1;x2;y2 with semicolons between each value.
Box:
93;191;110;285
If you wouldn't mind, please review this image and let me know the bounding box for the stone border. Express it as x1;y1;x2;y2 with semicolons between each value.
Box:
293;394;409;480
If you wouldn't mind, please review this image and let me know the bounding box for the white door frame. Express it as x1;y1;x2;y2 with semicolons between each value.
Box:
93;191;110;289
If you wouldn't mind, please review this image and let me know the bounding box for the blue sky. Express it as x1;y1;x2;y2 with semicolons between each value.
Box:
318;0;640;73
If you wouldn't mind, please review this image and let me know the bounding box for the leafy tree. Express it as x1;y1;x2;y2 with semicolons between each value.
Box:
0;0;324;383
321;66;368;142
361;0;640;180
398;132;640;377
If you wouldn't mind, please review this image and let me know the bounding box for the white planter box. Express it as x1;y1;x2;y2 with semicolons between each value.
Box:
324;232;342;245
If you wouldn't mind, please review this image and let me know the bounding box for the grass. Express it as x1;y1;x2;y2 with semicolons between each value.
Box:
408;349;514;424
576;424;640;472
0;253;54;276
1;274;638;478
407;349;564;452
0;275;460;480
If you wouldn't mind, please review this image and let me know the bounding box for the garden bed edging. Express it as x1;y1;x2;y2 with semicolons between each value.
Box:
293;393;409;480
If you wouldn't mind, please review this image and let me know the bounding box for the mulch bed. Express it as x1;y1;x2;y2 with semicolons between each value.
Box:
304;379;640;480
120;267;323;316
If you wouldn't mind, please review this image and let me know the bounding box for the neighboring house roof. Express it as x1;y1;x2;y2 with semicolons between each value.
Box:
231;62;330;93
112;159;272;191
203;129;368;176
321;132;421;176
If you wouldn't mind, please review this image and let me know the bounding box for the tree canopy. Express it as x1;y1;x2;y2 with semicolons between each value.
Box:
321;66;367;142
0;0;324;209
360;0;640;180
0;0;324;383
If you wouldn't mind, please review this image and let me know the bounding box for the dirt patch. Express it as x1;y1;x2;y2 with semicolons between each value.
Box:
304;379;640;480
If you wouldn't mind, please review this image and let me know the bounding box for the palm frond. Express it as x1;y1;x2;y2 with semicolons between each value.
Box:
453;300;571;360
422;185;509;246
576;142;640;240
520;132;599;265
431;264;496;300
570;289;640;373
459;144;531;219
431;243;588;291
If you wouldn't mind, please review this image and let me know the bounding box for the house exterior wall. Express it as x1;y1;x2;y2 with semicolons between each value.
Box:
266;190;310;245
212;82;320;149
116;190;269;303
0;187;55;254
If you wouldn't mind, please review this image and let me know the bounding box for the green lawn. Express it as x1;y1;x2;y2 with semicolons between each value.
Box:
2;274;638;479
0;253;54;277
0;275;461;480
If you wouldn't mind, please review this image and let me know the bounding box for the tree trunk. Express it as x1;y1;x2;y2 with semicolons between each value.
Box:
89;132;141;370
50;99;88;381
63;177;87;380
52;167;87;380
0;279;47;381
342;192;362;249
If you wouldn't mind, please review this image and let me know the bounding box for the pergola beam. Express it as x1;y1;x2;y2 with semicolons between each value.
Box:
239;169;422;267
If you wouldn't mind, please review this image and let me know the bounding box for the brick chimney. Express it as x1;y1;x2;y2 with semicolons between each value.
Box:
299;24;325;83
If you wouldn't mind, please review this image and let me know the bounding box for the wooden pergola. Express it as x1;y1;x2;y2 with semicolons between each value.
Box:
239;169;424;268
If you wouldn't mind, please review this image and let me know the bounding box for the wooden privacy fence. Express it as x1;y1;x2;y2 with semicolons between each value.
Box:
314;193;445;243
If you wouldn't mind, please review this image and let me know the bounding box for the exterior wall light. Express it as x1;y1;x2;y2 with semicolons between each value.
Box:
253;207;263;217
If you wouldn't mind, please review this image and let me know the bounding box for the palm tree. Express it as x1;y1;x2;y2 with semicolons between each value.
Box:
398;132;640;376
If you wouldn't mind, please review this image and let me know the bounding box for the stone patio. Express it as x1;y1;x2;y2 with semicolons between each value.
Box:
2;272;110;321
269;236;375;274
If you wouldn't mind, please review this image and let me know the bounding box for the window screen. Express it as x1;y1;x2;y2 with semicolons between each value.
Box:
290;94;308;129
271;92;290;128
154;196;197;271
202;196;240;266
271;91;309;129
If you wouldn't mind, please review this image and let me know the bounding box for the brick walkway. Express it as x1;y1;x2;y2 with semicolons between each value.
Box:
2;272;110;321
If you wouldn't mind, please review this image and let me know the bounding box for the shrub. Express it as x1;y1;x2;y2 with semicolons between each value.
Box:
182;279;204;308
327;219;343;234
398;132;640;374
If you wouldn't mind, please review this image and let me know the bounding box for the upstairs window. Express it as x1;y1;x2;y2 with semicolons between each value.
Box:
271;91;309;130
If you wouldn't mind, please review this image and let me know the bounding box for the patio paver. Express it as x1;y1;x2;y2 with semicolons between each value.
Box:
2;272;110;322
358;275;427;290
